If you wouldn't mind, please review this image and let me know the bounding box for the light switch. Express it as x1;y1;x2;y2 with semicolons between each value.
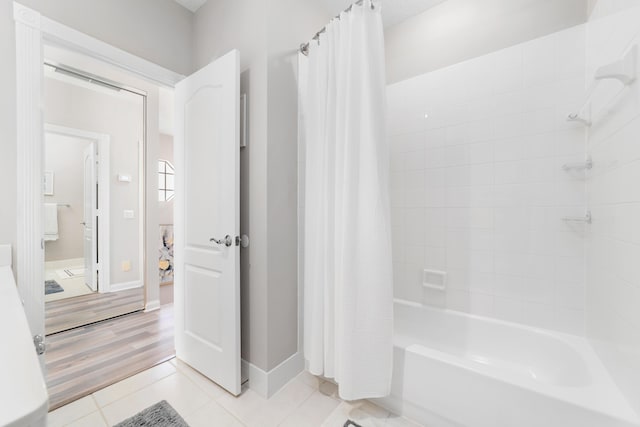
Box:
118;174;132;183
123;210;135;219
122;260;131;272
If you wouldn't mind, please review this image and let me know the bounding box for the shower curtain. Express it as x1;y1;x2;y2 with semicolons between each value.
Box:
299;0;393;400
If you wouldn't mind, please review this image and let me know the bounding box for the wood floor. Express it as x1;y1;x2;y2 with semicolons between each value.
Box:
45;304;175;410
45;287;145;335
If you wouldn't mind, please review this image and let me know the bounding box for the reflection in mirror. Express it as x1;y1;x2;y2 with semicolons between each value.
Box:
158;159;175;202
43;59;145;335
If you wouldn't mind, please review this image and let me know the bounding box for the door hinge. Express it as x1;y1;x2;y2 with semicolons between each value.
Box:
33;334;46;355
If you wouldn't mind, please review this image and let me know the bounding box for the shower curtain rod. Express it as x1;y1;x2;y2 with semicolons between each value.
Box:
299;0;375;56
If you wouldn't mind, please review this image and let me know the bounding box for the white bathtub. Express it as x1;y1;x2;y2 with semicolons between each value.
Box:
373;300;640;427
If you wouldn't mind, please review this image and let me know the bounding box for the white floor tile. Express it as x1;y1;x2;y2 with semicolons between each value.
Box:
65;411;108;427
93;361;176;407
183;400;244;427
217;378;315;427
173;359;227;399
100;372;210;425
318;381;339;398
47;396;99;427
297;370;324;390
280;391;341;427
384;414;425;427
216;389;266;425
50;365;424;427
322;401;390;427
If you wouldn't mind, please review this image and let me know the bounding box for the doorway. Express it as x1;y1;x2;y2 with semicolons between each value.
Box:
42;52;146;335
44;125;106;303
44;134;95;300
15;0;242;408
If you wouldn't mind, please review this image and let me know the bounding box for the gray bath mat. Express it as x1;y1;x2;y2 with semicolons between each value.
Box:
114;400;189;427
45;280;64;295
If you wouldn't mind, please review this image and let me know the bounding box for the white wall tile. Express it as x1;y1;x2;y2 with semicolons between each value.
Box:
557;282;586;311
386;25;589;333
522;301;557;330
403;149;427;171
468;141;494;164
424;147;446;169
523;35;559;88
444;145;470;166
424;168;445;187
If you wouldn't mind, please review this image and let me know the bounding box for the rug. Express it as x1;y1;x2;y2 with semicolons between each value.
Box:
45;280;64;295
344;421;363;427
114;401;190;427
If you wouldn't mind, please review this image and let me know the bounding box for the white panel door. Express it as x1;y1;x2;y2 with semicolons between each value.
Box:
174;50;241;395
83;143;98;292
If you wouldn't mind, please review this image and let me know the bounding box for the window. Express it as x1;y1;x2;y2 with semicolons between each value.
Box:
158;159;175;202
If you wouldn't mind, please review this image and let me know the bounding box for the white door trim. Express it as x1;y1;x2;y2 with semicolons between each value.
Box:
44;124;111;293
37;6;185;87
14;1;184;346
14;2;45;350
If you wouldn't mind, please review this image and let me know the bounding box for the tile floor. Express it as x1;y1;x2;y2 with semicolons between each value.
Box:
47;358;423;427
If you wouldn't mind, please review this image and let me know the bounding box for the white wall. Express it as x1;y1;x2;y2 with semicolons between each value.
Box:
193;0;330;375
194;0;270;372
265;0;331;371
585;0;640;415
44;133;92;262
0;1;17;270
387;24;589;334
44;76;145;286
385;0;589;83
16;0;193;75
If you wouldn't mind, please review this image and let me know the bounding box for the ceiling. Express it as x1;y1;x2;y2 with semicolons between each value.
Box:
173;0;207;13
321;0;447;27
173;0;446;27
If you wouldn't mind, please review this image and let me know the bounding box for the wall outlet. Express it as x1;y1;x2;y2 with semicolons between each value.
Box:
122;260;131;272
123;210;135;219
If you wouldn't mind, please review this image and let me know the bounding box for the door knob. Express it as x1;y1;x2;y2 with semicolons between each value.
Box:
210;235;233;247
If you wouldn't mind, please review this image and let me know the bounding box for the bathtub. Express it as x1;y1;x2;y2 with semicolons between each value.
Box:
373;300;640;427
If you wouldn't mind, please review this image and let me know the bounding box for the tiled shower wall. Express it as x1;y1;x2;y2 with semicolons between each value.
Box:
585;0;640;414
387;25;589;335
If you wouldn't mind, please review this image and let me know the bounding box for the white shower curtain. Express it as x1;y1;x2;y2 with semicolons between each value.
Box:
299;0;393;400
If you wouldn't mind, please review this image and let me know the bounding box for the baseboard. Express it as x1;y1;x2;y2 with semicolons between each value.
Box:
242;359;267;397
242;352;304;398
110;280;143;292
145;299;161;312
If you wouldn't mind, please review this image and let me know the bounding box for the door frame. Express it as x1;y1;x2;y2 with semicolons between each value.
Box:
44;124;111;293
14;2;184;354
